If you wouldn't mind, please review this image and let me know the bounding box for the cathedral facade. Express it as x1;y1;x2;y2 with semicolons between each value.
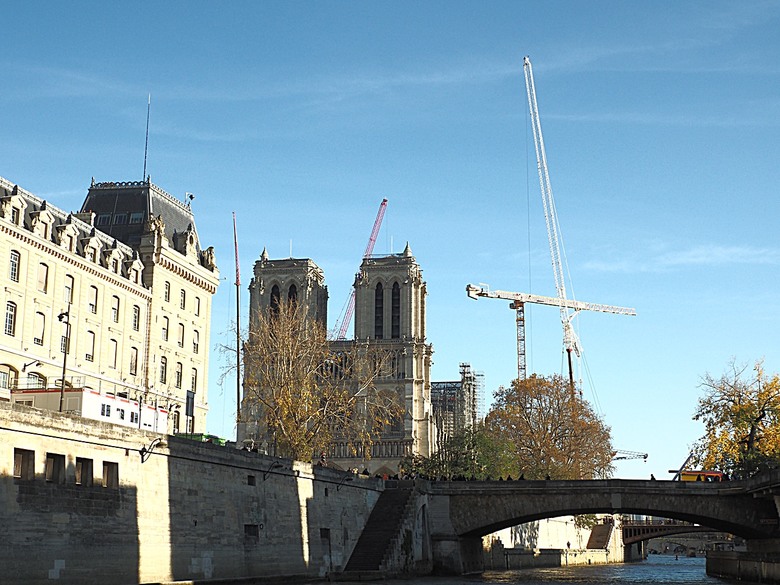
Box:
241;243;435;474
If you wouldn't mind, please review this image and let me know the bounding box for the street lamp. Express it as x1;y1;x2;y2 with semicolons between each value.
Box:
58;303;71;412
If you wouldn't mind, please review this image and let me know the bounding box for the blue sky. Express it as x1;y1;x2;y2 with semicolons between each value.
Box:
2;2;778;479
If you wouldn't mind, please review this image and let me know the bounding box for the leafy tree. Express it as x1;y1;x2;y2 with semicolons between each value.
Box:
484;374;614;480
399;425;516;479
241;302;403;461
692;359;780;478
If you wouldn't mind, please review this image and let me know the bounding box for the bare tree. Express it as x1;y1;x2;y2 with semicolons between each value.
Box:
242;302;403;461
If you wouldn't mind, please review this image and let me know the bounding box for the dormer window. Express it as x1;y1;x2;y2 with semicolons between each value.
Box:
10;207;20;225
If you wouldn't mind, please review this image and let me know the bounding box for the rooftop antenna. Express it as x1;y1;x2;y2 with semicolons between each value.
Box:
143;93;151;182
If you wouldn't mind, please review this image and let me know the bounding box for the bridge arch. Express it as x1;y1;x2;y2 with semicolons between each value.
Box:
422;477;780;574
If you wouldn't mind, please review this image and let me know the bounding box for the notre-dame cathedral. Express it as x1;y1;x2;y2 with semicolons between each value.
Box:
238;243;435;475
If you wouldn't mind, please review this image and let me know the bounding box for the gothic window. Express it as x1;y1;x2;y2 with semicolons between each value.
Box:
391;282;401;339
374;282;384;339
270;285;281;316
288;284;298;305
9;250;20;282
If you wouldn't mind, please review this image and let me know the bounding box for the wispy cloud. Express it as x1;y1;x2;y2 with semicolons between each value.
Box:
584;244;780;273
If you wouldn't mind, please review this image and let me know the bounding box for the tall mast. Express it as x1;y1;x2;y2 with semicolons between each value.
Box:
233;212;242;428
143;94;151;181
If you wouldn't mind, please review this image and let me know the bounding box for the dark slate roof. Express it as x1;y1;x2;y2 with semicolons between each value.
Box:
80;179;200;251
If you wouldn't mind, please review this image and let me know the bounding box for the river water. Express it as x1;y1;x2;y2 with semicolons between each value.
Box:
340;555;723;585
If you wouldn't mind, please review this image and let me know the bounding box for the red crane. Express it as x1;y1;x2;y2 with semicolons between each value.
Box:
333;198;388;340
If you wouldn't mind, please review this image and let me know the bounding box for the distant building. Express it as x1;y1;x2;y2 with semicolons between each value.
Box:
240;243;435;474
431;363;482;446
0;176;219;434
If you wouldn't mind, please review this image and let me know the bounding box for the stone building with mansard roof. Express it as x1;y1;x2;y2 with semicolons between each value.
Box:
0;176;219;434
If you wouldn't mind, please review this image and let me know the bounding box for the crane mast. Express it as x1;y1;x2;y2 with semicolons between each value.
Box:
334;198;388;340
523;57;571;347
465;56;636;386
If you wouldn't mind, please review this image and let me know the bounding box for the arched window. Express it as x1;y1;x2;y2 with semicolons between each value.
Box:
129;347;139;376
64;274;74;303
191;368;198;392
0;364;18;390
270;285;281;316
111;295;120;322
175;362;183;388
164;281;170;302
162;316;169;341
26;372;45;389
288;284;298;305
5;302;17;336
159;357;168;384
9;250;20;282
374;282;384;339
37;263;49;293
34;312;45;345
88;286;98;314
86;330;96;361
132;305;141;331
391;282;401;339
109;339;118;369
193;330;199;354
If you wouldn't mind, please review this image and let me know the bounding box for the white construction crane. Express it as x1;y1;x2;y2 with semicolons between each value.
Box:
466;56;636;386
613;450;649;462
466;284;635;382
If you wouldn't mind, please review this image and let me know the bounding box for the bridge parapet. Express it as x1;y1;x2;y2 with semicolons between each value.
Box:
421;477;780;575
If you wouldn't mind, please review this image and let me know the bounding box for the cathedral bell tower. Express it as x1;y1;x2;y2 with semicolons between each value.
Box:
349;243;434;463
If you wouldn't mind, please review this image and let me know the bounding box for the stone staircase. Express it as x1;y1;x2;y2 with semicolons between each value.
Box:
586;522;614;549
341;482;415;578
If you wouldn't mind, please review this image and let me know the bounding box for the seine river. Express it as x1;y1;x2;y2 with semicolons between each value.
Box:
336;555;723;585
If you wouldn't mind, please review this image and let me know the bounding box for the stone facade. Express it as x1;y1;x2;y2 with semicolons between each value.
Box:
240;243;435;474
0;402;382;584
0;176;219;434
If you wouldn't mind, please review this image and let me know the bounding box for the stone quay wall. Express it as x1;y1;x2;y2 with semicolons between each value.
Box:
0;402;383;584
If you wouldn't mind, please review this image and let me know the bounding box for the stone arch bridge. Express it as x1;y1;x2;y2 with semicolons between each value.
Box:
422;473;780;574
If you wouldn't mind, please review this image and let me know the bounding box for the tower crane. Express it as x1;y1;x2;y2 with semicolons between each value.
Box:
332;198;388;340
466;285;635;382
613;450;648;462
466;56;636;386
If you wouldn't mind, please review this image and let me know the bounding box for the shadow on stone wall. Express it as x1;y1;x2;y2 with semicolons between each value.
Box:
165;438;307;581
0;468;139;584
